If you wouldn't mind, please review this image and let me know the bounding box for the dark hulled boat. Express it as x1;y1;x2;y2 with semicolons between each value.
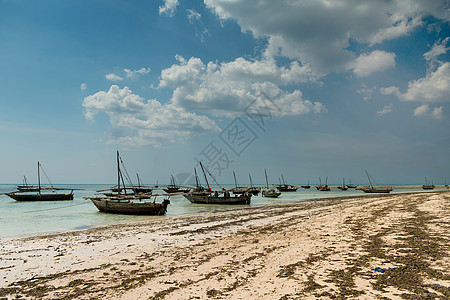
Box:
89;195;170;215
262;169;281;198
276;175;298;192
85;151;170;215
301;180;311;189
183;163;252;204
7;162;74;201
422;177;435;190
163;175;190;194
361;170;392;193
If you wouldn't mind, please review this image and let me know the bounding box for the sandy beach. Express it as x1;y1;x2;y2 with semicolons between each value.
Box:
1;191;449;299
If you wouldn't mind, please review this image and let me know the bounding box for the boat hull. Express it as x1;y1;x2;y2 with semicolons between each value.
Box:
262;189;281;198
7;192;73;201
184;194;251;204
91;198;170;215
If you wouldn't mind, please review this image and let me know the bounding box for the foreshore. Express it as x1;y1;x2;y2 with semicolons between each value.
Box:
1;191;449;299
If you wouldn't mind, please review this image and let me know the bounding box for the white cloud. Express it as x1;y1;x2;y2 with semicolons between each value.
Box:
187;9;201;23
80;83;87;91
357;84;377;101
204;0;448;75
397;62;450;103
158;55;325;117
412;104;444;120
124;67;151;78
368;16;423;45
413;104;430;117
376;104;393;115
432;106;444;120
105;73;124;82
159;0;179;16
351;50;396;77
83;85;219;146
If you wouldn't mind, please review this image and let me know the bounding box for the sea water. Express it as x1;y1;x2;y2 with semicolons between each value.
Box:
0;184;445;238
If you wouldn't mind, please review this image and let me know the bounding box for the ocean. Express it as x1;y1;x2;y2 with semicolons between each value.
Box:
0;184;446;239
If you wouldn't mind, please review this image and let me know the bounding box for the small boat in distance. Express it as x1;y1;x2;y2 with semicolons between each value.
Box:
85;151;170;215
301;180;310;189
16;176;38;192
276;175;298;192
183;162;251;204
422;177;435;190
7;162;74;201
132;173;153;194
230;171;249;195
163;175;190;194
248;174;261;195
262;169;281;198
347;179;357;189
318;176;330;191
337;177;348;191
361;170;392;193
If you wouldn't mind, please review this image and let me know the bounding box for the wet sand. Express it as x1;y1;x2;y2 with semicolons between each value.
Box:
1;191;449;299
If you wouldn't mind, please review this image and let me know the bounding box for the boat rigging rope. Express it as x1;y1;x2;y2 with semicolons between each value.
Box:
23;201;90;213
39;163;55;189
119;157;135;188
203;165;224;190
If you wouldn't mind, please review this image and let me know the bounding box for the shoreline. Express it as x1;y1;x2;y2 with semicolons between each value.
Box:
1;191;449;299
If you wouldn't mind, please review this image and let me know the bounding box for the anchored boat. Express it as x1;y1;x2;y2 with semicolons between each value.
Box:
183;162;251;204
85;151;170;215
7;162;74;201
361;170;392;193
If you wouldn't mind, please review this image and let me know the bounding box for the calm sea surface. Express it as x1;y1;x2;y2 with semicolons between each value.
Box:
0;184;446;238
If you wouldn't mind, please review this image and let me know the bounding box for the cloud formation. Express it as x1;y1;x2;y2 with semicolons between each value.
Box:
159;0;179;16
106;73;124;82
83;85;219;146
204;0;449;75
158;55;326;117
352;50;396;77
124;67;151;78
377;104;393;116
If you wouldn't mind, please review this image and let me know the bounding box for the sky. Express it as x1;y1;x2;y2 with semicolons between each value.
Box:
0;0;449;185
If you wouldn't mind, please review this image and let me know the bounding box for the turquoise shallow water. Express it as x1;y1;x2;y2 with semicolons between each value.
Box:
0;184;447;238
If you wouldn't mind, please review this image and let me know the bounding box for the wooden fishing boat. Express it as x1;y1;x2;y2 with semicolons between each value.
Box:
132;173;153;194
346;179;357;189
276;175;298;192
183;163;251;204
85;151;170;215
89;194;170;215
163;175;190;194
230;171;248;195
7;162;74;201
247;174;261;195
361;170;392;193
422;177;435;190
262;169;281;198
318;176;330;191
337;177;348;191
301;180;310;189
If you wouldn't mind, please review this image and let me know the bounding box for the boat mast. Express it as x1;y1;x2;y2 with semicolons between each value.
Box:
117;151;121;195
365;169;373;188
233;171;238;188
264;169;269;189
194;168;200;187
200;162;210;190
37;161;41;194
282;175;286;185
137;173;141;188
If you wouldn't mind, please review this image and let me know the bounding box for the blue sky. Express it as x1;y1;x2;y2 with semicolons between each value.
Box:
0;0;449;185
